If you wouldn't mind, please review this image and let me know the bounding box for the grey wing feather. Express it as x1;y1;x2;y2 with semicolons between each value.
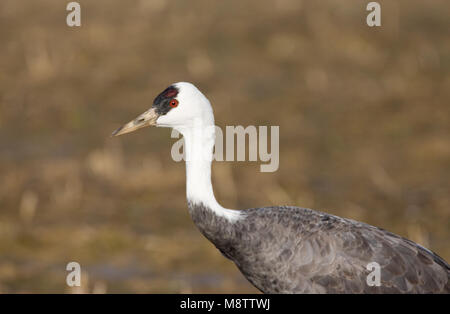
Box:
309;222;450;293
232;206;450;294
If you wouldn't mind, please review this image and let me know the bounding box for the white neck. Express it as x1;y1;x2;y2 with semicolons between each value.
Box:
176;121;242;222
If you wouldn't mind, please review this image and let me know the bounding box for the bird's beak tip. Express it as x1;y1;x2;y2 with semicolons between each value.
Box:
111;126;123;137
111;108;159;138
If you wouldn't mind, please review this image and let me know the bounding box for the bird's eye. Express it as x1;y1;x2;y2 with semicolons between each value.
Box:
170;99;179;108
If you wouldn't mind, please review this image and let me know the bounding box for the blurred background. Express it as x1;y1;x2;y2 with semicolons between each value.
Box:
0;0;449;293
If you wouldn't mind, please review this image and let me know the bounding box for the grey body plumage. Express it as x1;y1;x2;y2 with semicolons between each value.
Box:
189;202;450;293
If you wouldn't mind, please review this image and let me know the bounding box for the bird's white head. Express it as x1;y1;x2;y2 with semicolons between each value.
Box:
112;82;242;222
112;82;214;136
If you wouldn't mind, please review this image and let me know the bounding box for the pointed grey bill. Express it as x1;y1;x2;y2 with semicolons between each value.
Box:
112;108;159;136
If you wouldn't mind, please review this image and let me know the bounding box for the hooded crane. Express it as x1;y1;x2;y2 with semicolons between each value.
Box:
112;82;450;293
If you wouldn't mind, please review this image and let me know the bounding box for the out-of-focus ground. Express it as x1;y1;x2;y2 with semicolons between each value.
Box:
0;0;449;293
